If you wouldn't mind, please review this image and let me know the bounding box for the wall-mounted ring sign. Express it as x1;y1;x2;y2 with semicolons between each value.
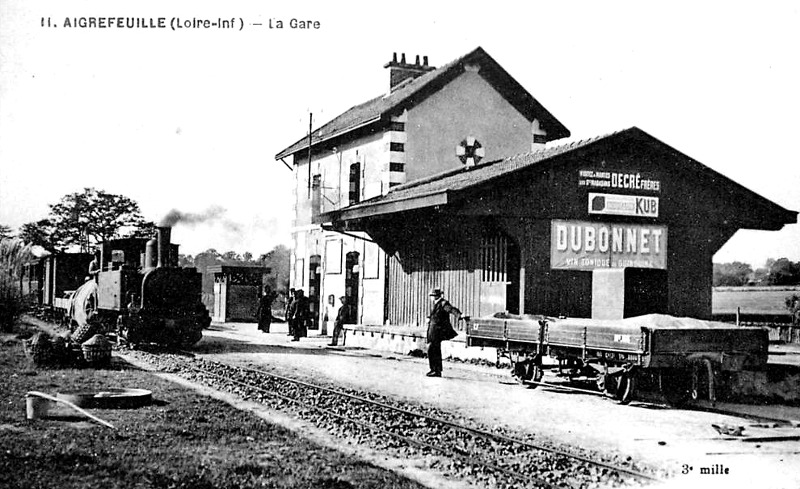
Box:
456;136;484;166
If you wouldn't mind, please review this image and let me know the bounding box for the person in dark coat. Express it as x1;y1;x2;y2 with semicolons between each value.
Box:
426;288;462;377
329;295;353;346
285;288;296;336
290;289;310;342
256;286;277;333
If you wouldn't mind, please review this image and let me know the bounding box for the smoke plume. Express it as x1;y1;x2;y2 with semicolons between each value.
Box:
159;206;242;233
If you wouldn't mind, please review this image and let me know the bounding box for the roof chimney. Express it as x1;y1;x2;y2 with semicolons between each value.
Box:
384;52;436;92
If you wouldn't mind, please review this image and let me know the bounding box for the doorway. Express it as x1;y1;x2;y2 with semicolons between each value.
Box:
479;232;521;315
308;255;321;330
345;251;360;322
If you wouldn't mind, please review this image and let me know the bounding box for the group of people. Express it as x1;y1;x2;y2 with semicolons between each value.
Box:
255;287;312;342
257;284;464;378
284;288;310;342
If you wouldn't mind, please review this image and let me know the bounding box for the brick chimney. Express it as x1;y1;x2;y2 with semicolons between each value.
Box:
384;53;435;92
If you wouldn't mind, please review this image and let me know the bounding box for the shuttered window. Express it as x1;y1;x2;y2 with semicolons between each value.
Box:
349;163;361;205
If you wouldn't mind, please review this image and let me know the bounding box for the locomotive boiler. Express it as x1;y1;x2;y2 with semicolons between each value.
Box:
70;226;210;348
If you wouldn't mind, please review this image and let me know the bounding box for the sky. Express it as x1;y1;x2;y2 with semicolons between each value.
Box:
1;0;798;268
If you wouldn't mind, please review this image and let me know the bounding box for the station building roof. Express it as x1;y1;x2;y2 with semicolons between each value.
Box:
275;47;570;160
321;127;797;231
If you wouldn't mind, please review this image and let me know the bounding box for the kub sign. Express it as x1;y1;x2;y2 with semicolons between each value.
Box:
588;193;659;218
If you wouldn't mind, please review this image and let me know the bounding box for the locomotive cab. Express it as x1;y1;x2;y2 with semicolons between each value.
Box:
89;227;209;347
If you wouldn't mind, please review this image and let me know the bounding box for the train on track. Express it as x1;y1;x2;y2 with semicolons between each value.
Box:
20;226;210;348
466;313;768;405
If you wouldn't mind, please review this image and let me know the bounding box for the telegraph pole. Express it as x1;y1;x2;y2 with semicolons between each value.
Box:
307;113;312;199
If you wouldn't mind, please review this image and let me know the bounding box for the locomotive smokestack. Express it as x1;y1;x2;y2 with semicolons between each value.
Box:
157;226;171;268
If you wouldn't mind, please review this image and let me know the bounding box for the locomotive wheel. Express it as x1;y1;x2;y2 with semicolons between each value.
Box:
614;371;637;405
178;328;203;349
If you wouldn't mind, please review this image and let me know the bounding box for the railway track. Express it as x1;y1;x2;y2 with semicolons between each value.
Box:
124;348;664;489
527;371;800;428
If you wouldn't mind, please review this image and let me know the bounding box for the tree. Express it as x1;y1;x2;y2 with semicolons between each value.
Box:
786;294;800;326
0;238;32;331
126;220;157;240
18;219;57;252
178;254;195;267
42;188;149;252
258;244;290;295
712;261;754;286
221;251;242;263
766;258;800;286
0;224;13;240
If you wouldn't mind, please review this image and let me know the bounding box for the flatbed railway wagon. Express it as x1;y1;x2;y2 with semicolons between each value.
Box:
466;313;769;405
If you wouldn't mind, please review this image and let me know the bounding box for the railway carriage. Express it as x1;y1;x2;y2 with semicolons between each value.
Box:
466;313;769;404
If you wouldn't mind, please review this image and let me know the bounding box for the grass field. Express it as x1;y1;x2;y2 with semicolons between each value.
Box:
1;322;424;489
712;286;800;315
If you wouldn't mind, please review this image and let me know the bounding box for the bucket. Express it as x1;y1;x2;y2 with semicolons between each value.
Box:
26;394;53;420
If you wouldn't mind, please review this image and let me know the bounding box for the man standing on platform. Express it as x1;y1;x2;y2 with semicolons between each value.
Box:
290;289;310;342
328;295;353;347
425;288;462;377
285;288;296;337
256;286;277;333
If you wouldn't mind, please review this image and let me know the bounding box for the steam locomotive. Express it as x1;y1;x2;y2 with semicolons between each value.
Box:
39;226;210;348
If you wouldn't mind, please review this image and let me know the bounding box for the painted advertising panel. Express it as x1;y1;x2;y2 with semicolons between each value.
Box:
588;193;659;218
578;169;661;192
551;219;668;270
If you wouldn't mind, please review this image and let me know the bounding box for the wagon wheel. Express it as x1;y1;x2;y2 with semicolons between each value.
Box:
531;362;544;383
691;359;716;403
524;362;544;389
660;369;691;407
614;371;637;405
596;372;610;395
512;361;528;384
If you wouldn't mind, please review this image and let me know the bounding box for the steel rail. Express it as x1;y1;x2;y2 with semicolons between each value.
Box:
199;360;662;484
183;362;561;489
530;371;800;427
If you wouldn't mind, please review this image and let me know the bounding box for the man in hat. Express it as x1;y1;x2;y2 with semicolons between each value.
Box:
256;286;277;333
426;288;462;377
329;295;353;347
285;288;296;336
290;289;310;342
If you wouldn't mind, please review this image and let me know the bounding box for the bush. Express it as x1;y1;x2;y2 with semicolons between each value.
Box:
786;294;800;326
0;238;32;332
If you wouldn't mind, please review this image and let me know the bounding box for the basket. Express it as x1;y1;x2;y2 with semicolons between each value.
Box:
81;334;112;367
25;333;52;366
71;320;98;345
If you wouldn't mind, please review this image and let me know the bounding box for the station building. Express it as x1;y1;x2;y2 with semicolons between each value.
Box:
207;265;270;323
275;47;796;330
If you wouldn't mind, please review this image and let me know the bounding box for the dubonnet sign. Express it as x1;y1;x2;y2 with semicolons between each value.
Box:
551;219;668;270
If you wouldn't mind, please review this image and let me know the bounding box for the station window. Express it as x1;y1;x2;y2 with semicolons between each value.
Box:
481;234;508;283
349;163;361;205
